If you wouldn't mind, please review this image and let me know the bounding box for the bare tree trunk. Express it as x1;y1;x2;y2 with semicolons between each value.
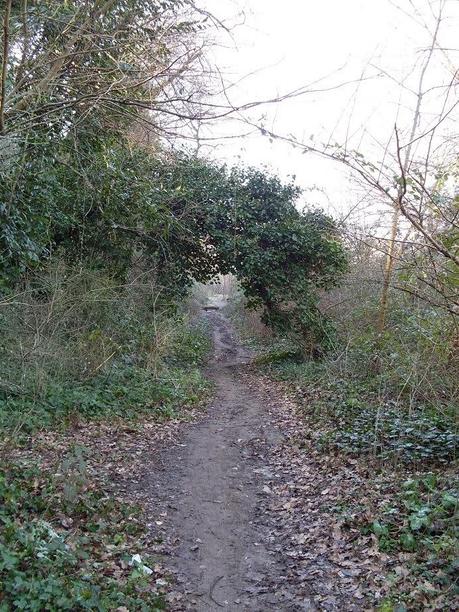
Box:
377;206;400;334
15;0;29;87
376;1;444;335
0;0;12;134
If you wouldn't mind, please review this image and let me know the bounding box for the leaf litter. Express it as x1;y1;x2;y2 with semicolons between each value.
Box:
3;312;457;610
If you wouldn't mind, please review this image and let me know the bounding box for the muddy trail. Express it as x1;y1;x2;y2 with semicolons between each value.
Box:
141;306;374;611
144;307;288;610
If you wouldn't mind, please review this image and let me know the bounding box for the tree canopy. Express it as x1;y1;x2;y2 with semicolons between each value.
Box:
0;0;347;350
1;140;347;348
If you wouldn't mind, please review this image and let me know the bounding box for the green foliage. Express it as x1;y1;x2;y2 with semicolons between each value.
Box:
1;0;208;290
146;157;348;349
1;146;347;349
254;347;304;365
370;475;458;552
0;262;211;435
197;163;348;350
367;474;458;608
0;456;166;610
331;404;457;463
0;143;200;298
1;0;210;295
257;287;458;465
2;0;348;351
0;364;209;435
164;319;212;367
265;359;458;464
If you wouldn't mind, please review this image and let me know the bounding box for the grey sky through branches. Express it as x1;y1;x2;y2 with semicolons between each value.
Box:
200;0;458;225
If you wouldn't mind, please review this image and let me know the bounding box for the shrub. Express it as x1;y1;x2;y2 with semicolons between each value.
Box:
0;260;211;435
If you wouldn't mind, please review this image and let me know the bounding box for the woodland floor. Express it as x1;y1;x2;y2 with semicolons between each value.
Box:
10;304;451;610
129;306;389;611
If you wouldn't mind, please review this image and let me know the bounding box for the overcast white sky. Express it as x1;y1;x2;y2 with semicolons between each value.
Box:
199;0;458;224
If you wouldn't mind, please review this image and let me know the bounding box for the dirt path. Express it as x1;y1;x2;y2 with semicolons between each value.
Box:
144;308;290;610
142;308;374;611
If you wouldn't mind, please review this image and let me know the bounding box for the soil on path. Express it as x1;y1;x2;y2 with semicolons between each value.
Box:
144;306;292;610
142;306;374;611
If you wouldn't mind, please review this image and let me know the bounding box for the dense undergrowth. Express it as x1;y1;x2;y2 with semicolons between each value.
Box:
228;291;458;610
263;304;458;468
268;359;457;466
0;263;212;609
0;262;211;436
